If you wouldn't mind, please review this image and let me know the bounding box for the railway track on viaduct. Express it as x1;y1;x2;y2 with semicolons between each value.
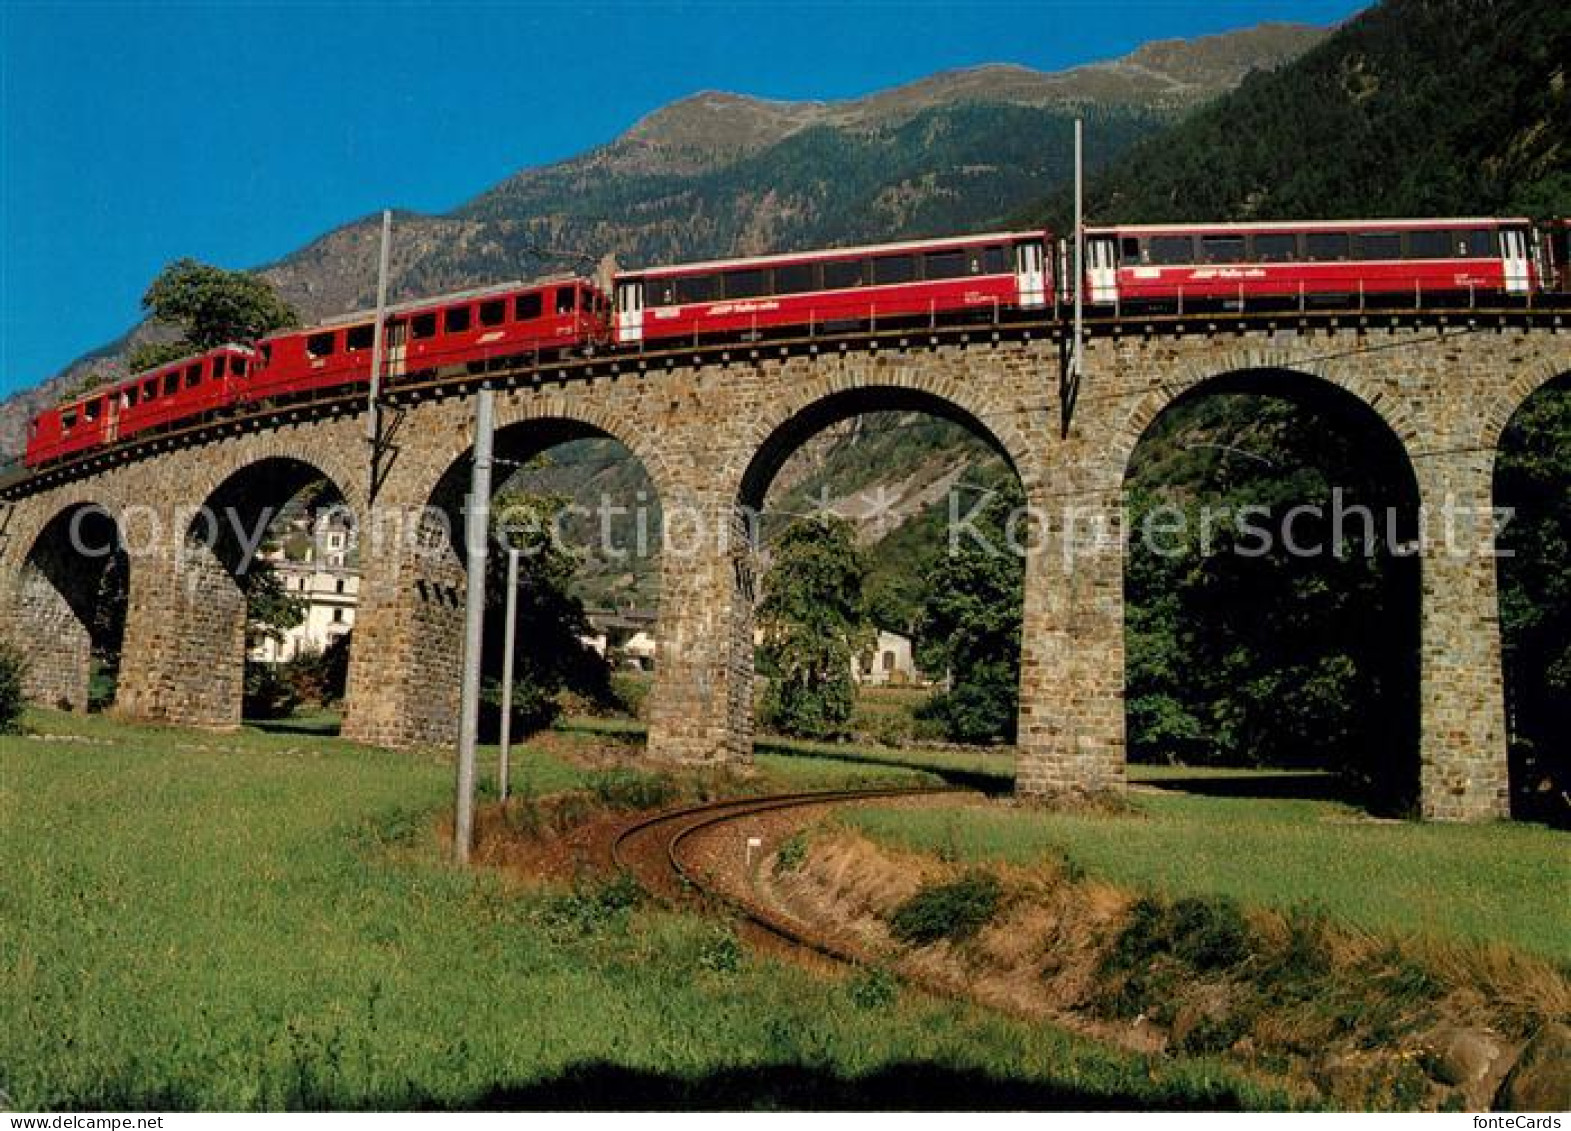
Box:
610;786;963;964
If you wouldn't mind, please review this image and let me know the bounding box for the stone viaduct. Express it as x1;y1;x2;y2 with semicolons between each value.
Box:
2;311;1565;821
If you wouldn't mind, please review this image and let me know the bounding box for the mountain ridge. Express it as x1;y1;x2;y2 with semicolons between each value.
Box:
0;19;1325;459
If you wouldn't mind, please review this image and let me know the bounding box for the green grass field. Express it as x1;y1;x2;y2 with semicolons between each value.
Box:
846;793;1571;964
0;710;1292;1111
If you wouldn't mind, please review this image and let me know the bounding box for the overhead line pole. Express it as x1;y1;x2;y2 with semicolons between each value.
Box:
366;209;393;452
454;386;496;865
1073;119;1085;393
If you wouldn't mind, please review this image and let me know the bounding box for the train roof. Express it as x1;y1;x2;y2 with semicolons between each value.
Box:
298;275;591;333
1090;217;1533;235
621;229;1051;279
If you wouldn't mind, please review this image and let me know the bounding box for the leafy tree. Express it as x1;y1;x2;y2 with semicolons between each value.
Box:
1496;381;1571;825
481;491;611;739
125;339;195;375
757;515;869;740
915;480;1025;744
140;257;297;356
242;560;305;650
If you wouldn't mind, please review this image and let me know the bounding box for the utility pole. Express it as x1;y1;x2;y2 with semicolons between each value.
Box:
497;544;522;802
366;209;393;450
1073;118;1085;392
453;386;496;865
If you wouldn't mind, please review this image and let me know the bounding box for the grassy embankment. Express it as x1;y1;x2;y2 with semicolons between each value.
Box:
1;709;1292;1111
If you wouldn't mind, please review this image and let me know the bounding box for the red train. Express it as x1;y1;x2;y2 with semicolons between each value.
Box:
22;217;1566;469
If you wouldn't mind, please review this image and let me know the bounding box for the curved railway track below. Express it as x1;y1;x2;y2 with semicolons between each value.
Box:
610;786;964;964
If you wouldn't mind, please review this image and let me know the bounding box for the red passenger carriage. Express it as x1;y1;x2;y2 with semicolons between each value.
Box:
612;230;1052;346
1080;218;1539;311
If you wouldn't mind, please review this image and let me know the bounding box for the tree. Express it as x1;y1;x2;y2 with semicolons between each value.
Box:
481;491;611;739
0;641;25;733
140;257;297;356
125;339;195;376
915;479;1025;744
757;515;869;740
242;560;305;650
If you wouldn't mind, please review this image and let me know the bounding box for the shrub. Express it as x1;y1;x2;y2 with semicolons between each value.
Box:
242;661;299;720
847;966;901;1009
586;768;677;811
0;641;25;733
773;831;809;876
888;870;1003;947
1106;894;1253;975
538;874;643;938
697;926;743;974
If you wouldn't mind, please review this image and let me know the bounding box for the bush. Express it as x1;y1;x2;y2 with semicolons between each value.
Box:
888;870;1004;947
585;768;678;811
847;965;901;1009
773;832;809;876
0;642;25;733
280;634;350;707
697;926;743;974
478;678;561;743
1107;894;1253;976
242;661;300;720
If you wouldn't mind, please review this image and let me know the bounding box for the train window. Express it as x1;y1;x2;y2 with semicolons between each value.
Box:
1356;232;1402;260
983;246;1009;274
674;274;718;304
1119;237;1141;262
1252;233;1298;262
1305;232;1350;261
163;373;180;397
822;259;865;290
515;292;543;320
307;332;336;358
774;262;817;294
61;409;77;431
1148;236;1195;265
212;356;227;379
555;287;576;315
122;387;139;408
873;255;916;285
1200;236;1246;264
479;299;506;327
143;379;157;400
260;344;273;365
1408;230;1451;259
232;357;248;377
446;306;472;334
724;268;767;299
411;313;438;339
84;399;101;422
345;324;374;351
185;365;202;388
1456;229;1499;257
924;250;968;280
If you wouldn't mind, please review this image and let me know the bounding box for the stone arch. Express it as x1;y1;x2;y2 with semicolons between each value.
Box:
1118;364;1426;812
721;362;1044;510
116;452;359;729
1107;351;1423;491
343;401;674;750
7;499;128;713
1481;362;1571;458
715;371;1037;763
1492;367;1571;824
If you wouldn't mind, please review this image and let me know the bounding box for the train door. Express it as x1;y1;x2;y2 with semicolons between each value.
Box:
385;319;408;380
1501;226;1532;294
1014;240;1047;308
1086;235;1119;304
616;278;644;343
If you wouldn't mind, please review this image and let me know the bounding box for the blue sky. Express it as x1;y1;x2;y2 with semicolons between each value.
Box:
0;0;1367;396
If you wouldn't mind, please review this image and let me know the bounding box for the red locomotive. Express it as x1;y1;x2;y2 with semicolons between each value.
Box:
20;216;1566;471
